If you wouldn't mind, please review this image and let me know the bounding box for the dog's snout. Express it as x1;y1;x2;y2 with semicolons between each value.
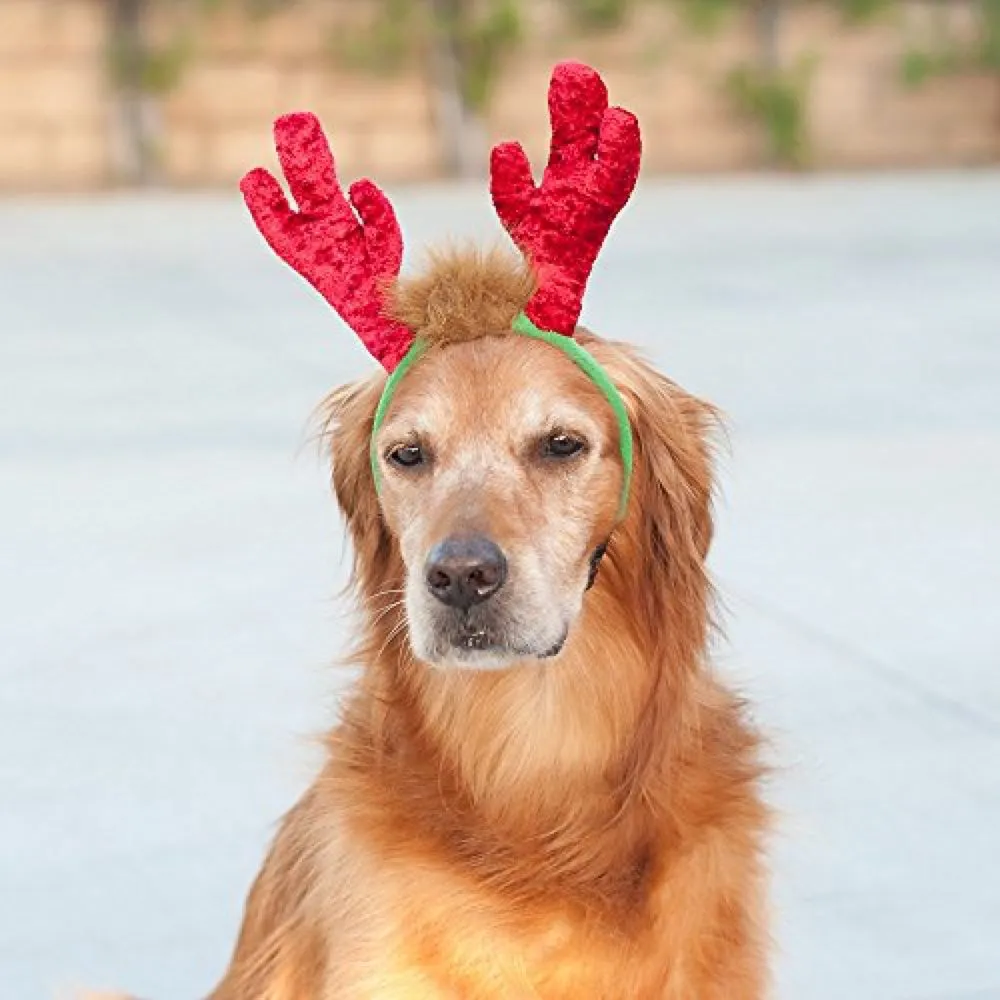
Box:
425;535;508;609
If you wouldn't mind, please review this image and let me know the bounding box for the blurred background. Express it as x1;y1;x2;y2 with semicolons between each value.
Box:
6;0;1000;188
2;1;999;999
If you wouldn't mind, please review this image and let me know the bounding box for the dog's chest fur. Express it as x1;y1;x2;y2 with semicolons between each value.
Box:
317;809;760;1000
310;740;764;1000
333;852;663;999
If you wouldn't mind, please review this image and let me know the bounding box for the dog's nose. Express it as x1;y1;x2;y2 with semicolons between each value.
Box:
425;535;508;609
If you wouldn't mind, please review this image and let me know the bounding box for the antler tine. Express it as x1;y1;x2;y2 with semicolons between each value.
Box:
490;62;641;337
241;112;413;371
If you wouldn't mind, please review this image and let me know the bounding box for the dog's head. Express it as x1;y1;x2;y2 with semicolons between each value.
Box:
244;62;716;675
326;251;718;672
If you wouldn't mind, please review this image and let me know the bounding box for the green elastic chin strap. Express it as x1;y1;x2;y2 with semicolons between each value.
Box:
370;311;634;520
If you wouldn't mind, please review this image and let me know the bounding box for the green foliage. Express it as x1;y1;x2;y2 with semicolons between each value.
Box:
978;0;1000;69
330;0;417;75
330;0;522;112
673;0;736;35
108;0;300;95
197;0;296;16
141;36;195;94
243;0;294;16
837;0;894;25
727;55;817;168
666;0;896;34
899;0;1000;88
108;28;194;95
899;46;955;88
459;0;523;110
568;0;632;31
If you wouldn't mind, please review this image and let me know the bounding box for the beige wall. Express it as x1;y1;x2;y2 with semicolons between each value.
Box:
0;0;109;190
2;0;999;192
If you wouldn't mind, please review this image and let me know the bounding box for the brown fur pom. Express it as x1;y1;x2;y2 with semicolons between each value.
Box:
389;246;536;347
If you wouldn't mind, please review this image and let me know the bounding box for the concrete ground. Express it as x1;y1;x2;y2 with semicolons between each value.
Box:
2;173;999;1000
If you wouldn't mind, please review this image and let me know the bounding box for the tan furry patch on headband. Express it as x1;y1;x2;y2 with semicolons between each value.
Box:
389;246;536;347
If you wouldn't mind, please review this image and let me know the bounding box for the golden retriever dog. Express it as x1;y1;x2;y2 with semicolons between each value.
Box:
192;249;765;999
93;62;767;1000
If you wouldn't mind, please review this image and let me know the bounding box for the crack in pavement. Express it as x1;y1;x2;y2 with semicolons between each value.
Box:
722;582;1000;740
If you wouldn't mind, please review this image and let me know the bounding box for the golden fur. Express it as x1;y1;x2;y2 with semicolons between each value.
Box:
102;250;769;1000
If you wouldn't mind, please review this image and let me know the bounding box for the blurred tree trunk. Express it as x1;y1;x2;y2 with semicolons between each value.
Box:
427;0;487;178
753;0;783;167
755;0;781;71
109;0;162;185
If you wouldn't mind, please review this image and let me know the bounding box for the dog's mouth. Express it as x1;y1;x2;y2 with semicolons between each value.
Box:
426;615;569;668
455;625;493;651
454;624;567;657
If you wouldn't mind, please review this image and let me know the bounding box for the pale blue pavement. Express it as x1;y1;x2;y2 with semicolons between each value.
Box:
2;173;999;999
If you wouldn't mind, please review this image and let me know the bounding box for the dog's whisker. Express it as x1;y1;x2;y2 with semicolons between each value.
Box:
369;599;407;628
384;618;410;647
362;587;406;605
378;606;409;635
375;614;411;661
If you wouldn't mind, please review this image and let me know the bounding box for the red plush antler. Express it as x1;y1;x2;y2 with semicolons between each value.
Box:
241;113;414;371
490;62;641;336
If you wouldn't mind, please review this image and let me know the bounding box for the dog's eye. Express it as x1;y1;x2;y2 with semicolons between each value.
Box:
544;433;585;459
388;444;424;469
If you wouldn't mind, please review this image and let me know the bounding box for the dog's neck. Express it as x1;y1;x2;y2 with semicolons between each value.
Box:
409;589;679;815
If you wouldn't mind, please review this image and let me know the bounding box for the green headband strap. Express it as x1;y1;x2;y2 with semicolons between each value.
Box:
370;335;428;493
370;312;634;519
510;313;633;517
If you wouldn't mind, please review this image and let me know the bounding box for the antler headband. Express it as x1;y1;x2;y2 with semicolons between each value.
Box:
241;61;640;516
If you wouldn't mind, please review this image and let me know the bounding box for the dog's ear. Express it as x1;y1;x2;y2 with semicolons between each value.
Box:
589;338;720;655
321;375;397;595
